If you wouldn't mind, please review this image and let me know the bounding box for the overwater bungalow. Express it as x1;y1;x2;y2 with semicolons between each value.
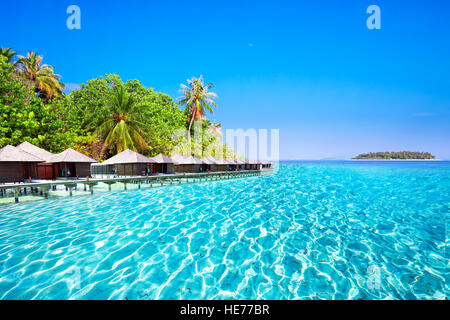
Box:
17;141;55;179
186;156;205;172
222;159;234;171
201;157;215;172
243;160;260;171
92;149;155;177
261;161;273;169
210;158;229;172
234;158;246;171
0;145;43;182
48;148;97;178
149;154;174;174
172;154;203;173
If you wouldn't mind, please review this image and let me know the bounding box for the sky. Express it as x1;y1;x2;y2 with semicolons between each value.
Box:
1;0;449;159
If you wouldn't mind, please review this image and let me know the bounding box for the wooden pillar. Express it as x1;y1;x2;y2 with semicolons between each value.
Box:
14;189;19;203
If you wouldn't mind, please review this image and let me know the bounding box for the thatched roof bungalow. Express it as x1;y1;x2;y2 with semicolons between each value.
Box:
17;141;55;179
0;145;43;182
201;157;216;172
243;159;261;170
210;157;229;172
149;154;174;174
49;148;97;178
92;149;154;177
172;154;203;173
234;158;246;170
261;161;273;169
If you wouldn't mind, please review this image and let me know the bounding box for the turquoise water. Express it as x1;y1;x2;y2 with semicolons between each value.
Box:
0;161;448;299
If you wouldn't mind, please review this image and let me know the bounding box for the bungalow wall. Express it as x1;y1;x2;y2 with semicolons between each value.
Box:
91;164;115;178
53;162;92;178
116;163;148;176
0;162;38;183
37;163;55;179
211;164;228;172
244;164;258;170
174;164;199;173
75;163;91;177
152;163;174;174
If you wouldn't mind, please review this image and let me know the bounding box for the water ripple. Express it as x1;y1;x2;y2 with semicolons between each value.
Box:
0;162;448;299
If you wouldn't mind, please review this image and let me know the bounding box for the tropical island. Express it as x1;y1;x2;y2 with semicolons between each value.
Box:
352;151;436;160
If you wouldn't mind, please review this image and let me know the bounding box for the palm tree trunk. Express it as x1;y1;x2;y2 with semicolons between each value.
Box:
187;108;196;141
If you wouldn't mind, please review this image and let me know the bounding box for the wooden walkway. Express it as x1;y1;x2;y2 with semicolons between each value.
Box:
0;170;266;203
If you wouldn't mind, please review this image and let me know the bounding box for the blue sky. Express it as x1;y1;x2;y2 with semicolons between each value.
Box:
1;0;449;159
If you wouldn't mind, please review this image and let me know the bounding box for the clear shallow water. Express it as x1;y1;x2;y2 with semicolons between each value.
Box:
0;161;448;300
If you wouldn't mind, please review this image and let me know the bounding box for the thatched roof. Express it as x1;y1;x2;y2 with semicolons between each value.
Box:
17;141;54;162
150;154;173;164
171;154;187;165
102;149;154;165
49;148;97;163
201;157;216;165
0;145;43;162
213;158;229;165
225;159;238;165
171;154;202;165
185;156;203;164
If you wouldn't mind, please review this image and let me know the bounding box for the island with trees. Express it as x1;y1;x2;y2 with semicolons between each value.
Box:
352;151;436;160
0;47;235;161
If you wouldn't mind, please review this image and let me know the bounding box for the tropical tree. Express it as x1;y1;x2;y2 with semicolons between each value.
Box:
0;55;69;151
95;84;148;157
0;47;17;64
178;76;218;140
208;121;222;138
16;51;64;101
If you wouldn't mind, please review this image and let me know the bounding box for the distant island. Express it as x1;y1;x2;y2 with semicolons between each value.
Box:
352;151;435;160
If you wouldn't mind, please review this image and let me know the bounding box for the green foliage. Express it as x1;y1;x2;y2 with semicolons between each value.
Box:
0;55;69;152
96;84;148;156
65;74;187;159
352;151;435;160
0;47;17;64
15;51;64;101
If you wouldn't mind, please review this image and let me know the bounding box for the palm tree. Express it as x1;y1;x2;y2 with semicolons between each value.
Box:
16;51;64;101
96;85;148;157
0;47;17;64
178;76;218;140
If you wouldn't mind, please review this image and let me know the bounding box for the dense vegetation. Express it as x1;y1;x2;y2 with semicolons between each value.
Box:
352;152;435;160
0;48;237;161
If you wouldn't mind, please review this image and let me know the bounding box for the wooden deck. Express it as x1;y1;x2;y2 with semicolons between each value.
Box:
0;170;269;203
